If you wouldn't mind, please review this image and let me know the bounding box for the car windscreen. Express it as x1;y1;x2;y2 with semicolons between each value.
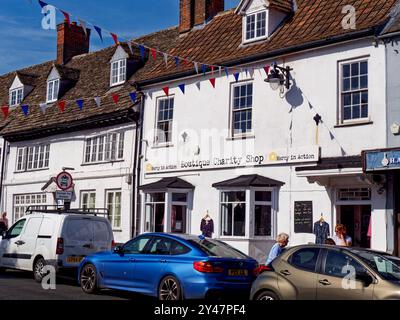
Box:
187;238;248;259
353;250;400;282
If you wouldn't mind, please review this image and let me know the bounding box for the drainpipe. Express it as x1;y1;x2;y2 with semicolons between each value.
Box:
0;139;7;211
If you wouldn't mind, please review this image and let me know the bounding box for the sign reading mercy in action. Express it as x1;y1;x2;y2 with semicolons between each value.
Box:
146;146;320;174
56;171;73;191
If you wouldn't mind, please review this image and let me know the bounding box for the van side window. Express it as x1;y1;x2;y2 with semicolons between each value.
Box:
7;219;26;239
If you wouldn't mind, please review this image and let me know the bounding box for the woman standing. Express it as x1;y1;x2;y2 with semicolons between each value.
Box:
332;224;352;247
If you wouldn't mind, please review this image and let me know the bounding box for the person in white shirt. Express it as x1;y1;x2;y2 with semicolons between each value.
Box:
332;224;352;247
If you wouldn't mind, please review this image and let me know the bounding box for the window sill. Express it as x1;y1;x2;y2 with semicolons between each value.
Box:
81;160;125;166
226;135;255;141
14;168;49;174
334;120;373;128
152;144;174;149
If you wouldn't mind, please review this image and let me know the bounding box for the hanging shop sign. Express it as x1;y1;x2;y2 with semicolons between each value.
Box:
56;171;74;191
146;146;320;174
363;148;400;172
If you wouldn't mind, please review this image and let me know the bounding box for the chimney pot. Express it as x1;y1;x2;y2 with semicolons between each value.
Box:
57;21;90;65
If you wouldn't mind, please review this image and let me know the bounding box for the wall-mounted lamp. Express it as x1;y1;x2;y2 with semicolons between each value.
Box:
264;62;293;92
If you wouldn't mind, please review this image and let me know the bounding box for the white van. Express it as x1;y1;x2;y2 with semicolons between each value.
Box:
0;207;114;282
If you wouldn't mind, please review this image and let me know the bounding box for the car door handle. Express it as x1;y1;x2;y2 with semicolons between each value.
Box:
15;240;25;246
319;279;332;286
129;258;135;263
280;270;291;276
160;259;167;263
83;244;92;249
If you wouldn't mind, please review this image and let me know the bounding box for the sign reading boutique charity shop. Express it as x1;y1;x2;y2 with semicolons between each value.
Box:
146;146;320;174
364;148;400;172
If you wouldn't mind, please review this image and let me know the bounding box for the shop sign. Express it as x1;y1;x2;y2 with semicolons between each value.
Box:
146;146;320;174
364;149;400;172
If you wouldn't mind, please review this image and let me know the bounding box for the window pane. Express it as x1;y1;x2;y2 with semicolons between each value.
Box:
222;191;246;202
290;248;320;272
343;64;350;78
351;63;359;76
221;203;233;236
172;193;187;202
255;191;272;202
324;250;366;277
118;132;124;159
360;61;368;75
233;203;245;236
254;205;271;236
171;205;186;234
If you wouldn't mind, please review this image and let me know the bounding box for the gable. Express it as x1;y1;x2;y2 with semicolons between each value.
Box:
10;76;24;91
247;0;268;13
110;46;129;63
47;67;60;81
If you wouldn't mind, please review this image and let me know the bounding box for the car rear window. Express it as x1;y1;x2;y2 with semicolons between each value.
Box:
65;219;92;241
187;238;248;259
93;221;111;242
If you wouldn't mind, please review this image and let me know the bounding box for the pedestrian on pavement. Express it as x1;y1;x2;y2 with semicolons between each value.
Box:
0;212;8;235
332;224;352;247
266;233;289;266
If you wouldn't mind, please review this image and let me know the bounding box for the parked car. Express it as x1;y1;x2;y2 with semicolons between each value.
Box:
0;206;114;282
78;233;258;300
250;245;400;300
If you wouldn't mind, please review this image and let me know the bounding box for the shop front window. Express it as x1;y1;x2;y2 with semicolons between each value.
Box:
145;193;165;232
254;191;272;237
171;193;187;234
221;191;246;237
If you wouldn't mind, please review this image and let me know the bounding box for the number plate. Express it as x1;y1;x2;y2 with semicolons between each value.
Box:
66;256;84;264
228;269;248;277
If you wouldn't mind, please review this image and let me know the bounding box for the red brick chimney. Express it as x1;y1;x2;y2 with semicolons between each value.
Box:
57;21;90;65
179;0;224;33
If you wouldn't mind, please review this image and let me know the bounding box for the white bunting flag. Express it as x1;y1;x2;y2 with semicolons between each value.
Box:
94;97;101;108
218;66;222;77
340;147;346;156
163;53;168;67
194;62;199;74
78;18;88;38
127;41;134;55
329;131;335;140
39;103;47;114
195;81;201;90
249;68;255;78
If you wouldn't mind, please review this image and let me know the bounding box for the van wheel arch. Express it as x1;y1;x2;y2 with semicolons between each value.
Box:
33;255;46;283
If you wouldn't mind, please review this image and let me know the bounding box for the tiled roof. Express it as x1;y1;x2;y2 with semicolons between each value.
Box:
136;0;397;84
269;0;294;13
0;27;179;139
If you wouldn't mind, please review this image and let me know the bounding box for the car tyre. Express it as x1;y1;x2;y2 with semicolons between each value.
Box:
255;290;280;301
80;264;98;294
158;276;182;300
33;257;47;283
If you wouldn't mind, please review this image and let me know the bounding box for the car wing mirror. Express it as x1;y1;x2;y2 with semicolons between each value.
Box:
114;246;123;254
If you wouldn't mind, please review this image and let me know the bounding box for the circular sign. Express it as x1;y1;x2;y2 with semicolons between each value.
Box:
56;171;73;191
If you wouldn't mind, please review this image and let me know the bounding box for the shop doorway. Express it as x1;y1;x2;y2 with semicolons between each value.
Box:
337;205;371;248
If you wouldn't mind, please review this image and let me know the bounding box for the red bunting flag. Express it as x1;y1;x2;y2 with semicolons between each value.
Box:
162;87;169;96
209;78;216;88
110;33;119;45
263;65;271;75
150;48;157;61
58;100;66;113
1;106;9;119
112;94;119;105
60;10;71;26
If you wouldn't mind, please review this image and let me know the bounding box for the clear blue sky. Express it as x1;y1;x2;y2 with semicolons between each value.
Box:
0;0;240;75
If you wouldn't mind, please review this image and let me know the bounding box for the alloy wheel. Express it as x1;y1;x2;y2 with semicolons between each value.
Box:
159;277;180;300
81;265;96;292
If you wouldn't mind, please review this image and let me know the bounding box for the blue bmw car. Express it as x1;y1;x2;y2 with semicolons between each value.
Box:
78;233;258;300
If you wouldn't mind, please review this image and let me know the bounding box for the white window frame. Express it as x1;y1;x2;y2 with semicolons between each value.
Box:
154;96;174;146
338;57;369;124
16;144;50;172
219;188;277;240
83;132;125;164
230;80;254;138
110;59;127;86
9;87;24;107
13;193;47;222
81;190;96;210
47;79;60;103
106;189;122;230
243;10;268;44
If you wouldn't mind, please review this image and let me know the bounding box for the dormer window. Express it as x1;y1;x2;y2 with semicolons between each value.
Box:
111;59;127;86
47;79;59;103
245;11;267;41
9;88;24;107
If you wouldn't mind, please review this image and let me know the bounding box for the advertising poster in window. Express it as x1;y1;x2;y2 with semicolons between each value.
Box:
294;201;313;233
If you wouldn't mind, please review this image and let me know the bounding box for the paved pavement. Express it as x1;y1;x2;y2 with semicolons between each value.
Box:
0;269;156;300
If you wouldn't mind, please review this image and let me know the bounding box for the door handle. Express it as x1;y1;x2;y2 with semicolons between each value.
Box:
319;279;332;286
129;258;135;263
280;270;291;276
15;240;25;246
83;244;92;249
160;259;167;263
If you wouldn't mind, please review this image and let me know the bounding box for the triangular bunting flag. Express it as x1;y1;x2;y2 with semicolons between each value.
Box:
329;131;335;140
60;10;71;26
341;147;346;156
39;103;47;113
139;45;146;60
112;94;119;105
150;48;157;61
1;106;9;119
162;87;169;96
263;65;271;75
94;97;101;107
38;0;48;9
309;102;313;109
127;41;134;55
78;19;88;38
129;92;137;103
110;33;119;45
76;99;84;110
58;100;66;113
209;78;216;88
234;73;240;82
195;82;201;90
249;68;255;78
245;68;249;76
94;26;103;42
201;64;206;75
163;53;168;66
21;105;29;117
174;57;180;67
194;62;199;74
178;84;185;94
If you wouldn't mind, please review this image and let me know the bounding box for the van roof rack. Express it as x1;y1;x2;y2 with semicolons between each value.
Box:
25;206;110;219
